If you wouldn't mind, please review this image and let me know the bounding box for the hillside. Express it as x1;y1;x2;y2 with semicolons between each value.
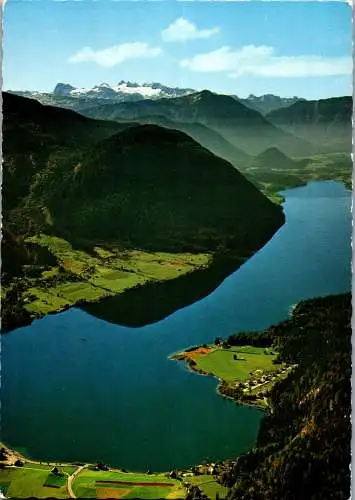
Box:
224;293;351;500
2;92;284;331
249;147;308;171
112;114;249;166
266;96;352;154
81;90;315;158
185;293;351;500
3;92;133;212
33;123;282;252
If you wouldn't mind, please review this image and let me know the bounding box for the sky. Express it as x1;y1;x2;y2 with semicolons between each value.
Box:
3;0;352;99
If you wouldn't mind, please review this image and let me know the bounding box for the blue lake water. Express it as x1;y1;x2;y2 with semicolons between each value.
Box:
1;181;352;471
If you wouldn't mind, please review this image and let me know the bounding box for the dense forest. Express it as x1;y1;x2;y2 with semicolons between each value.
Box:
3;92;283;254
188;293;351;500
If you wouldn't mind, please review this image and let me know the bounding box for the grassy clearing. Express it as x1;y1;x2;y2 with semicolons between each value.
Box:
41;267;61;280
173;344;293;409
23;287;69;314
53;281;108;302
123;486;175;499
44;473;67;487
183;345;279;383
59;465;78;475
73;469;185;499
88;267;147;293
17;463;77;474
188;474;229;499
121;250;209;281
0;466;68;498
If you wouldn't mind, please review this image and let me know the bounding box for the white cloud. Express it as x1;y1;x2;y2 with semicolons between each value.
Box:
68;42;163;67
231;56;352;78
161;17;220;42
181;45;273;72
181;45;352;78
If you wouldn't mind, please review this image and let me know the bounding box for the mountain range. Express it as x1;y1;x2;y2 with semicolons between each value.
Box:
2;91;287;334
3;91;283;252
9;82;303;115
7;85;351;197
266;96;353;154
53;81;196;101
80;90;316;158
2;78;352;500
9;81;196;107
238;94;303;115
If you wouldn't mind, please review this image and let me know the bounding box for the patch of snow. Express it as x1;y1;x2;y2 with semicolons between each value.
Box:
52;81;195;100
110;83;162;97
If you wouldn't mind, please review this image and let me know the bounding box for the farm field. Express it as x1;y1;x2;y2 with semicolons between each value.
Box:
192;345;279;383
17;234;210;320
0;466;69;498
172;344;294;409
188;474;229;499
72;468;186;499
174;345;280;383
0;462;187;499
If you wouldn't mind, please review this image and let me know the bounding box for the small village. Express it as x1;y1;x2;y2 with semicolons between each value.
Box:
236;364;298;395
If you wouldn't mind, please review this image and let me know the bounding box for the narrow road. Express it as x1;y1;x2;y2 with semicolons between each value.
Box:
67;465;86;499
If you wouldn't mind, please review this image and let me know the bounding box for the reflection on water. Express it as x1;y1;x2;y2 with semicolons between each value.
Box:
1;181;351;471
80;257;244;327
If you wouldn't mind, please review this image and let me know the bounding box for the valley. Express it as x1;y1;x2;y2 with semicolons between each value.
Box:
2;92;285;332
243;151;352;203
0;291;351;499
13;86;351;206
1;179;351;483
2;62;352;500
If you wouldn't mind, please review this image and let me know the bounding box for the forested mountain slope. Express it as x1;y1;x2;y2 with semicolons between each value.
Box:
266;96;352;154
2;92;284;331
214;293;351;500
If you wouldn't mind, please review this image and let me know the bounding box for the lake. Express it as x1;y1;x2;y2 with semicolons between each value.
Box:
1;181;352;472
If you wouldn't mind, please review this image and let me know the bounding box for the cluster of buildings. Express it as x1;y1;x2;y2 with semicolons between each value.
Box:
236;366;294;393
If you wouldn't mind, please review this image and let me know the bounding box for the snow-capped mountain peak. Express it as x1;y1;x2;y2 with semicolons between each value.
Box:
53;81;195;101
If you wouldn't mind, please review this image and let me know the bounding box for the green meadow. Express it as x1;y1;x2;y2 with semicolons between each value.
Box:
0;466;69;498
0;464;186;499
173;344;294;409
19;234;210;320
72;468;185;499
188;474;229;499
191;346;279;383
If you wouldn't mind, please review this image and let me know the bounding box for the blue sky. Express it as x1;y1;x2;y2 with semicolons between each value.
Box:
3;1;352;98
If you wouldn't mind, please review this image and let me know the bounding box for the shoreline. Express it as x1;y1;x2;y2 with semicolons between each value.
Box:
0;440;218;477
170;344;295;411
185;357;267;411
0;441;91;470
0;441;173;477
1;257;212;334
2;250;248;334
170;350;268;410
